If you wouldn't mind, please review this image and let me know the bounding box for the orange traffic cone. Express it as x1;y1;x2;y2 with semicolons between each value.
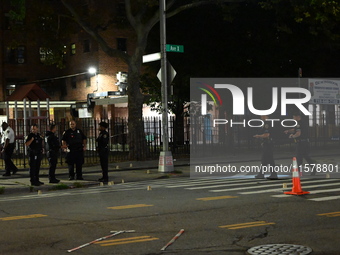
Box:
284;157;310;195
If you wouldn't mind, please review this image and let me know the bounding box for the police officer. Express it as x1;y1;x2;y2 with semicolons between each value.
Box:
96;122;109;182
61;120;87;180
1;122;18;176
284;112;315;175
45;124;60;183
253;115;277;179
25;124;44;186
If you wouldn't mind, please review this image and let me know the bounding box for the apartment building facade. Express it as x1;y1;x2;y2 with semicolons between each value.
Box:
0;0;134;121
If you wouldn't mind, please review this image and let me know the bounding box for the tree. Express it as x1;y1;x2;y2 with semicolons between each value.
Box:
9;0;340;160
58;0;243;160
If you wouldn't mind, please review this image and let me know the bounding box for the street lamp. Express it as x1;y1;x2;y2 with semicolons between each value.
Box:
88;67;97;75
88;67;99;92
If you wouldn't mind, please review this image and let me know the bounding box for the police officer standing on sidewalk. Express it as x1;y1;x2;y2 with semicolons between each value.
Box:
25;124;44;186
61;120;87;180
1;122;18;176
253;115;277;179
284;112;315;175
45;124;60;183
96;121;109;182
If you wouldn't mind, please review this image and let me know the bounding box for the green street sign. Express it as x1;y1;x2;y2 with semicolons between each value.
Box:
166;44;184;53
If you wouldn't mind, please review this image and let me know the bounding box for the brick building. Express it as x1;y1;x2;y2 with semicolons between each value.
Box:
0;0;136;121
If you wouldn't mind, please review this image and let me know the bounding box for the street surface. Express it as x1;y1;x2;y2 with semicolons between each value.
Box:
1;164;340;255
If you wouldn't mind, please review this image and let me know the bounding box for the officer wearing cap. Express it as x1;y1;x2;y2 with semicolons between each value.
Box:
284;112;315;175
25;124;44;186
45;124;61;183
61;120;87;180
253;115;277;179
96;121;109;182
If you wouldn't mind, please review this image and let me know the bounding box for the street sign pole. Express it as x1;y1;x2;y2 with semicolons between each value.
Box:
158;0;174;173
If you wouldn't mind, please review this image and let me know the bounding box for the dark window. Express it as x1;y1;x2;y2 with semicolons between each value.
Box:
4;12;24;30
4;13;11;30
117;38;127;52
71;77;77;89
61;79;67;97
86;74;91;87
115;2;127;24
5;46;25;64
83;40;90;53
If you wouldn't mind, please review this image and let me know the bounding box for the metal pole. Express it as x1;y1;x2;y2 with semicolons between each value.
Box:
160;0;168;152
158;0;174;172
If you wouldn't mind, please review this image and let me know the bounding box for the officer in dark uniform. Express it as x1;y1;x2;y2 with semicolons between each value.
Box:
284;112;315;175
61;120;87;180
45;124;60;183
96;121;109;182
253;115;277;179
25;124;44;186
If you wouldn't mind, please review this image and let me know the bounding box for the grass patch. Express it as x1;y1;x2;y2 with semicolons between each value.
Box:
73;182;84;188
0;187;5;194
52;183;69;190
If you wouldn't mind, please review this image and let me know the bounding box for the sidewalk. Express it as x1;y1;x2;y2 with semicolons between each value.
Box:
0;158;191;195
0;148;338;195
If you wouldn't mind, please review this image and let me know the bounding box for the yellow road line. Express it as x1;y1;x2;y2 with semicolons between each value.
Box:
107;204;153;210
318;211;340;217
0;214;47;221
96;236;159;246
97;236;151;244
220;221;275;229
196;195;238;201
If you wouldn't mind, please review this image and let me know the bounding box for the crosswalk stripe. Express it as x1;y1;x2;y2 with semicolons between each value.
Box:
309;195;340;201
209;179;337;193
166;178;258;188
271;187;340;198
241;181;340;195
1;177;339;203
183;179;261;190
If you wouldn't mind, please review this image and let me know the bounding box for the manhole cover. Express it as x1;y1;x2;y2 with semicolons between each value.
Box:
247;244;312;255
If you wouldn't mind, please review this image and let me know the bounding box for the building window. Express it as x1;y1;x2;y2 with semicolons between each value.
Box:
39;47;53;63
71;77;77;89
5;46;25;64
71;43;76;55
6;84;16;97
116;2;127;24
83;40;90;53
117;38;127;52
86;74;91;87
4;12;24;30
4;13;11;30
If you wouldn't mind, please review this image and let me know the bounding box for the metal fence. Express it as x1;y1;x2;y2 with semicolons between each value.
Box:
1;117;190;169
189;115;340;157
1;115;339;169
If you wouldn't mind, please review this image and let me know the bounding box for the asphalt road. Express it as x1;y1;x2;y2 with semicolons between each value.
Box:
1;174;340;255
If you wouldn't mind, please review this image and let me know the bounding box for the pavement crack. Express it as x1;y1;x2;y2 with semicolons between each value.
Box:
0;209;10;215
248;227;269;241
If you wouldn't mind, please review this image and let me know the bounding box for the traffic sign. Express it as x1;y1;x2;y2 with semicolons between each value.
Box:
166;44;184;53
142;52;161;63
157;62;177;85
